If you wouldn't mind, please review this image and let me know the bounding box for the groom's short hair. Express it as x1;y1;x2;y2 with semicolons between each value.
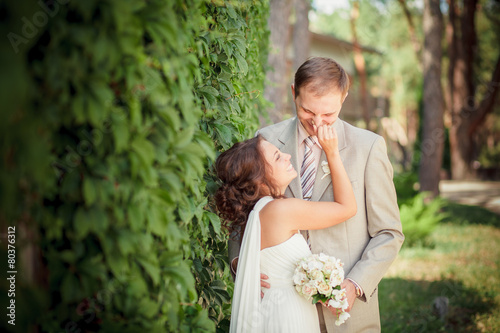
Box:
294;57;350;99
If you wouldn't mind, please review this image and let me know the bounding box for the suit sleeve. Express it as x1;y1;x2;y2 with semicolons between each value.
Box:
347;136;405;302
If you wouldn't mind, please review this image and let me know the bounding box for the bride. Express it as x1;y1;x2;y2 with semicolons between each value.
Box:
215;124;356;332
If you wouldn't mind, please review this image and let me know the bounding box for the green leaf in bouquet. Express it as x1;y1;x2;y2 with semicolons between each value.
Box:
312;293;328;305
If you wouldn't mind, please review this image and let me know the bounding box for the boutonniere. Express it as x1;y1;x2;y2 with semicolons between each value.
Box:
321;161;330;179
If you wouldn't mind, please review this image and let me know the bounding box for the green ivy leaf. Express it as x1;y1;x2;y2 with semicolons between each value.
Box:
234;52;248;75
138;298;161;318
88;206;108;233
198;85;220;97
138;257;161;286
214;123;233;145
74;207;91;240
116;230;136;256
232;36;247;57
131;136;156;166
61;273;80;303
205;211;221;235
194;132;215;161
226;5;238;19
83;177;97;206
146;205;166;236
112;116;130;153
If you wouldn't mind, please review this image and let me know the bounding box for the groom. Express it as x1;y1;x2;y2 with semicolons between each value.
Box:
229;57;404;332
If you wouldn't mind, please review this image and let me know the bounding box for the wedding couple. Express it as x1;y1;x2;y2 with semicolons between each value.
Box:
215;57;404;332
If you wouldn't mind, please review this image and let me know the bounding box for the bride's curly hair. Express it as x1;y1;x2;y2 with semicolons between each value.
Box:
215;135;284;238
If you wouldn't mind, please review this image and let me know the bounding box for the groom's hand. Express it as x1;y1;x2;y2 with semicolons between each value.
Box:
260;274;270;298
341;280;357;312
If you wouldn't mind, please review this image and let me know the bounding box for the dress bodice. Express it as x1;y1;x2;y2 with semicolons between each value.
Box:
260;233;311;288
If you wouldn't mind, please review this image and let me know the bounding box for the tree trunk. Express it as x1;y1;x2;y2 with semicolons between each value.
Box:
292;0;310;72
448;0;478;179
350;1;370;130
419;0;444;197
264;0;292;123
447;0;500;180
450;0;475;179
444;0;457;118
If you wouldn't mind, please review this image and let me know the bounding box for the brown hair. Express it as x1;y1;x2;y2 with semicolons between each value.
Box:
294;57;350;99
214;135;283;238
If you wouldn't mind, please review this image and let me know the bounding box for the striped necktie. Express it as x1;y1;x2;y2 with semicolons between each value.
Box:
300;136;316;201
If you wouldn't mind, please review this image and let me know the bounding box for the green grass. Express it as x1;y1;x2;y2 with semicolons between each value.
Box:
380;202;500;332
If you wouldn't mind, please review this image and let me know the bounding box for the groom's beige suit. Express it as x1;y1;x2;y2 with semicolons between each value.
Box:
254;117;404;332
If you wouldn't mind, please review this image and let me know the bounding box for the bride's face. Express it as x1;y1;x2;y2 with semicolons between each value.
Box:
260;140;297;192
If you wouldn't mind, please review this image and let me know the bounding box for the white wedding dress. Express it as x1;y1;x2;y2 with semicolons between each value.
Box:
230;196;320;333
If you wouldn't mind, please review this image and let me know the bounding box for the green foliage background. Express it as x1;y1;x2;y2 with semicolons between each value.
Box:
0;0;269;332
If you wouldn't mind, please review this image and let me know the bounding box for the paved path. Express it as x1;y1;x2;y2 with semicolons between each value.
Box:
439;180;500;215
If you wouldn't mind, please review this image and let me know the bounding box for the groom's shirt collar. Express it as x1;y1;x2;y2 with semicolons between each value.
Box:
297;119;322;171
297;120;321;148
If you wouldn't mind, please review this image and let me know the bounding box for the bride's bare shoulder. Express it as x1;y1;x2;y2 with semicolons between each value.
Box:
260;198;303;218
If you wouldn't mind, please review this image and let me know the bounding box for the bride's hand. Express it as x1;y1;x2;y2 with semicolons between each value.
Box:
317;124;338;156
260;274;269;298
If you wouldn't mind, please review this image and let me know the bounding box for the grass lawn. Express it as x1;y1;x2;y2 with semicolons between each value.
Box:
379;202;500;332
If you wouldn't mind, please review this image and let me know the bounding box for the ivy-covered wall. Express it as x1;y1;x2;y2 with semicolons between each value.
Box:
0;0;269;332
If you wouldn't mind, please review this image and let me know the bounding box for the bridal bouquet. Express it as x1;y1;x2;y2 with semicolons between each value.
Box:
293;253;350;326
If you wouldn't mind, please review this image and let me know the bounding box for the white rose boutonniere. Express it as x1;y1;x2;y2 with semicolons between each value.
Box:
321;161;330;179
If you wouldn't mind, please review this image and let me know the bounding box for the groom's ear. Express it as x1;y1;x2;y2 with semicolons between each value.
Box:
291;84;296;100
342;92;349;103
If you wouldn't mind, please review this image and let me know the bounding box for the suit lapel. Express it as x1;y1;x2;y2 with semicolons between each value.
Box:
311;120;347;202
278;118;302;199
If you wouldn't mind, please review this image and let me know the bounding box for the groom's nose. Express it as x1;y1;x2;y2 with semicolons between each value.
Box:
313;115;323;126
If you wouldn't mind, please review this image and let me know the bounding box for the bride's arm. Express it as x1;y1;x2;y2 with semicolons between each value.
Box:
264;125;356;231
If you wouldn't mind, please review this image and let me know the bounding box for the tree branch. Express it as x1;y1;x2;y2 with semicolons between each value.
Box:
397;0;421;62
469;54;500;135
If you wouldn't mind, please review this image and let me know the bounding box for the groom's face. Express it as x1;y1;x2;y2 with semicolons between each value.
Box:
292;84;345;137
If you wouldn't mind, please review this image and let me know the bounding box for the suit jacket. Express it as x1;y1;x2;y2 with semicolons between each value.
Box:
229;117;404;332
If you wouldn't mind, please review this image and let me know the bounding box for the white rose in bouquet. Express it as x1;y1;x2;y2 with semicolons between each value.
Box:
310;268;323;283
301;281;318;300
293;271;308;285
318;252;330;262
329;270;343;287
317;281;333;297
322;261;336;278
307;257;324;271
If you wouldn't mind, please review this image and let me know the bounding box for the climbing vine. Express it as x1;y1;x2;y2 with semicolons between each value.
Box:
0;0;268;332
